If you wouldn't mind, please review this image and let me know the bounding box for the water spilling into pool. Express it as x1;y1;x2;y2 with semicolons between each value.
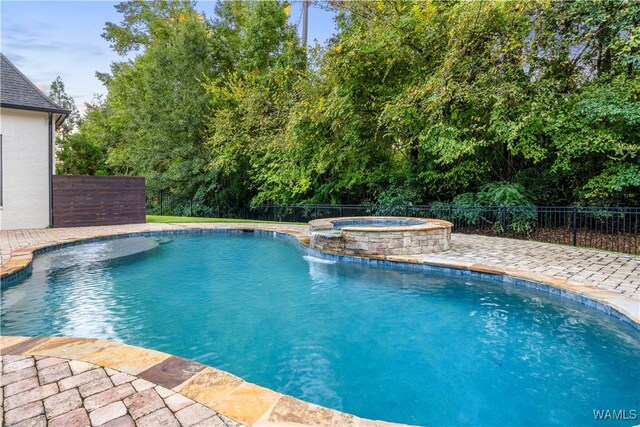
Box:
1;234;638;426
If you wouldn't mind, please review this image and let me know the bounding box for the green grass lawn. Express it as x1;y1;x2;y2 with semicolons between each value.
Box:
146;215;304;225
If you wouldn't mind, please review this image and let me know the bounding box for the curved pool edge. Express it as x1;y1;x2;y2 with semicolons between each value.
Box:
1;223;638;330
0;336;410;427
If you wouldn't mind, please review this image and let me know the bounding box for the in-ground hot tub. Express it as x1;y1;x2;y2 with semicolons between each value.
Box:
309;216;453;257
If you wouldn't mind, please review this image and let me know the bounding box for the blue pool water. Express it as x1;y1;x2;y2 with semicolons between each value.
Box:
1;233;639;426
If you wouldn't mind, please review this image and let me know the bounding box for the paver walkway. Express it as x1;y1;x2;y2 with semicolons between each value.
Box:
0;354;241;427
432;234;640;298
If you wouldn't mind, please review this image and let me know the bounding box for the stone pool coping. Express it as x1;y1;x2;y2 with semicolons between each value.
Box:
308;217;452;233
1;336;405;427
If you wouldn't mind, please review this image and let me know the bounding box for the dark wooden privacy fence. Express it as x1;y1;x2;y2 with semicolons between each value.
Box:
53;176;146;227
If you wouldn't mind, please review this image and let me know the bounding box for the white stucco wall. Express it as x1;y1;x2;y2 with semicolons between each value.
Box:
0;108;52;230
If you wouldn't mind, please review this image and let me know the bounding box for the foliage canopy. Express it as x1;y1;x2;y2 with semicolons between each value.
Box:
68;0;640;209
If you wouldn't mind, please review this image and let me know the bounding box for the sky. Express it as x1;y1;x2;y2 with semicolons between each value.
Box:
1;0;336;113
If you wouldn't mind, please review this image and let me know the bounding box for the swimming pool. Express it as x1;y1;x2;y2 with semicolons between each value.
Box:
1;233;639;426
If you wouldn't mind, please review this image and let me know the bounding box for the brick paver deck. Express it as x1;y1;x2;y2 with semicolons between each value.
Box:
0;353;241;427
429;234;640;298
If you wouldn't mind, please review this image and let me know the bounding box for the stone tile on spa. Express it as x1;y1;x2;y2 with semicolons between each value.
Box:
138;355;207;390
210;382;281;426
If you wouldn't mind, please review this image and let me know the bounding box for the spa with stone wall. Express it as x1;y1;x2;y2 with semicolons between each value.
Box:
309;217;452;257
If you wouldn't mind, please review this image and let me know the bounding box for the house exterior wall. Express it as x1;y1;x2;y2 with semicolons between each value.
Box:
0;108;51;230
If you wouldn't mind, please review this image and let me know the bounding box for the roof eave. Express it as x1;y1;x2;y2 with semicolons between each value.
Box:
1;102;71;116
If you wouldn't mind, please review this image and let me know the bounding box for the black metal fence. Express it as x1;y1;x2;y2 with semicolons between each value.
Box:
146;189;639;254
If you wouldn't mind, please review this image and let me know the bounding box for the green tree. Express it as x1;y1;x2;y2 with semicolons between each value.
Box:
49;76;81;137
204;0;307;207
49;76;109;175
56;133;108;175
82;0;640;208
94;0;218;210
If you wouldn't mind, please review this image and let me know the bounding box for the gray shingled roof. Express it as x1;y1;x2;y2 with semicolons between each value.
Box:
1;53;69;114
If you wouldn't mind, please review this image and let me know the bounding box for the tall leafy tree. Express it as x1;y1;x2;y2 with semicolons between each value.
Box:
96;0;218;207
204;0;307;207
78;0;639;207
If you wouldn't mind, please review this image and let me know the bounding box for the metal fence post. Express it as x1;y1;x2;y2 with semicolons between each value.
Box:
190;198;193;217
160;190;164;216
572;205;577;246
502;206;507;238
